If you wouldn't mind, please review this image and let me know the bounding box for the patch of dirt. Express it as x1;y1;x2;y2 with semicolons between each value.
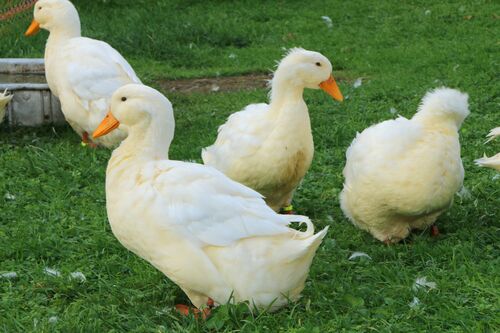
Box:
156;72;350;94
156;73;272;94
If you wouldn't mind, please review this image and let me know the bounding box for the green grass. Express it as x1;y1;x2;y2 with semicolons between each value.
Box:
1;0;497;82
1;0;499;332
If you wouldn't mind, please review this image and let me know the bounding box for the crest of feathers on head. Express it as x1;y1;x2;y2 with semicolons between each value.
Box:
266;47;307;94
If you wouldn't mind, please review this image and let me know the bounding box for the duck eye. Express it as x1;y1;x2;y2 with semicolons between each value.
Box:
38;6;42;10
121;97;127;102
315;62;322;67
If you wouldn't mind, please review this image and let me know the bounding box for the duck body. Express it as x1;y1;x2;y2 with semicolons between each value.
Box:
0;91;13;123
45;36;141;147
106;157;326;310
27;0;141;147
96;84;328;311
340;88;469;243
203;100;314;211
203;48;343;211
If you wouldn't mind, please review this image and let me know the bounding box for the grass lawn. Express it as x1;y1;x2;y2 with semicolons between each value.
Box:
1;0;499;332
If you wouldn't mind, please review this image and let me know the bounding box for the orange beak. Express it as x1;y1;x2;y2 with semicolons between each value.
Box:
25;19;41;36
93;112;120;139
319;74;343;102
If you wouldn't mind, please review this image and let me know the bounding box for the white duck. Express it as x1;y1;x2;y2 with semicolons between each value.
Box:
340;88;470;243
25;0;141;148
475;127;500;171
92;84;328;312
202;48;343;213
0;90;13;124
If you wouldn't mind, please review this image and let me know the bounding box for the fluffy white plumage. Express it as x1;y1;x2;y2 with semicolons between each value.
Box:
29;0;141;147
340;87;469;243
202;103;274;175
475;127;500;171
203;48;342;211
99;84;328;311
475;154;500;171
0;90;13;124
485;127;500;143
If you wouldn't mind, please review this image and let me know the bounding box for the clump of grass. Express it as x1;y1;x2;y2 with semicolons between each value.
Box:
1;85;498;331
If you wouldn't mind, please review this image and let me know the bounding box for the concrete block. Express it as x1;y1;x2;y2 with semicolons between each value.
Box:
0;58;65;127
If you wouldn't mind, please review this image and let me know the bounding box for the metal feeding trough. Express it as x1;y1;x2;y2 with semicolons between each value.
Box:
0;58;65;127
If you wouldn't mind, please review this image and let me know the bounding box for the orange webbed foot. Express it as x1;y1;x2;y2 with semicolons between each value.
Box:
175;298;214;320
430;225;440;237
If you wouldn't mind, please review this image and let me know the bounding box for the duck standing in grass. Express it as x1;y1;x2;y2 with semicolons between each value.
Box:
93;84;328;313
475;127;500;171
0;90;13;123
340;88;470;243
25;0;141;148
202;48;343;213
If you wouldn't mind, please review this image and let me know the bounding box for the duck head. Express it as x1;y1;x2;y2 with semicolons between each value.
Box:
272;48;343;102
414;87;470;129
25;0;81;37
93;84;175;146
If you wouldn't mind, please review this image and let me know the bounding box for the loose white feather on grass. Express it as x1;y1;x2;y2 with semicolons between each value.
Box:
413;277;437;291
4;192;16;201
348;252;372;260
69;271;86;282
43;267;61;277
321;16;333;28
0;272;18;279
409;297;421;308
353;78;362;88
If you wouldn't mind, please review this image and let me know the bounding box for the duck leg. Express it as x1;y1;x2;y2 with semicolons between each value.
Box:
279;189;297;214
81;131;97;148
175;298;214;320
280;204;296;215
430;224;440;237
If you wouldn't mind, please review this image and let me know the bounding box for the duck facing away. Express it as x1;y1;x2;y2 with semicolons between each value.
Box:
340;88;470;243
202;48;343;213
93;84;328;312
475;127;500;171
0;90;13;124
25;0;141;148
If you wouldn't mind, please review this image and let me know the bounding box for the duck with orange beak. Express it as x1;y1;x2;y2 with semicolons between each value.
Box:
202;48;343;213
25;0;141;148
91;83;328;315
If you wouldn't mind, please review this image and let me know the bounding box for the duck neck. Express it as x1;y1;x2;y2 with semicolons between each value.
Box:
412;113;460;134
48;25;80;41
269;75;306;117
45;23;81;57
111;118;174;169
